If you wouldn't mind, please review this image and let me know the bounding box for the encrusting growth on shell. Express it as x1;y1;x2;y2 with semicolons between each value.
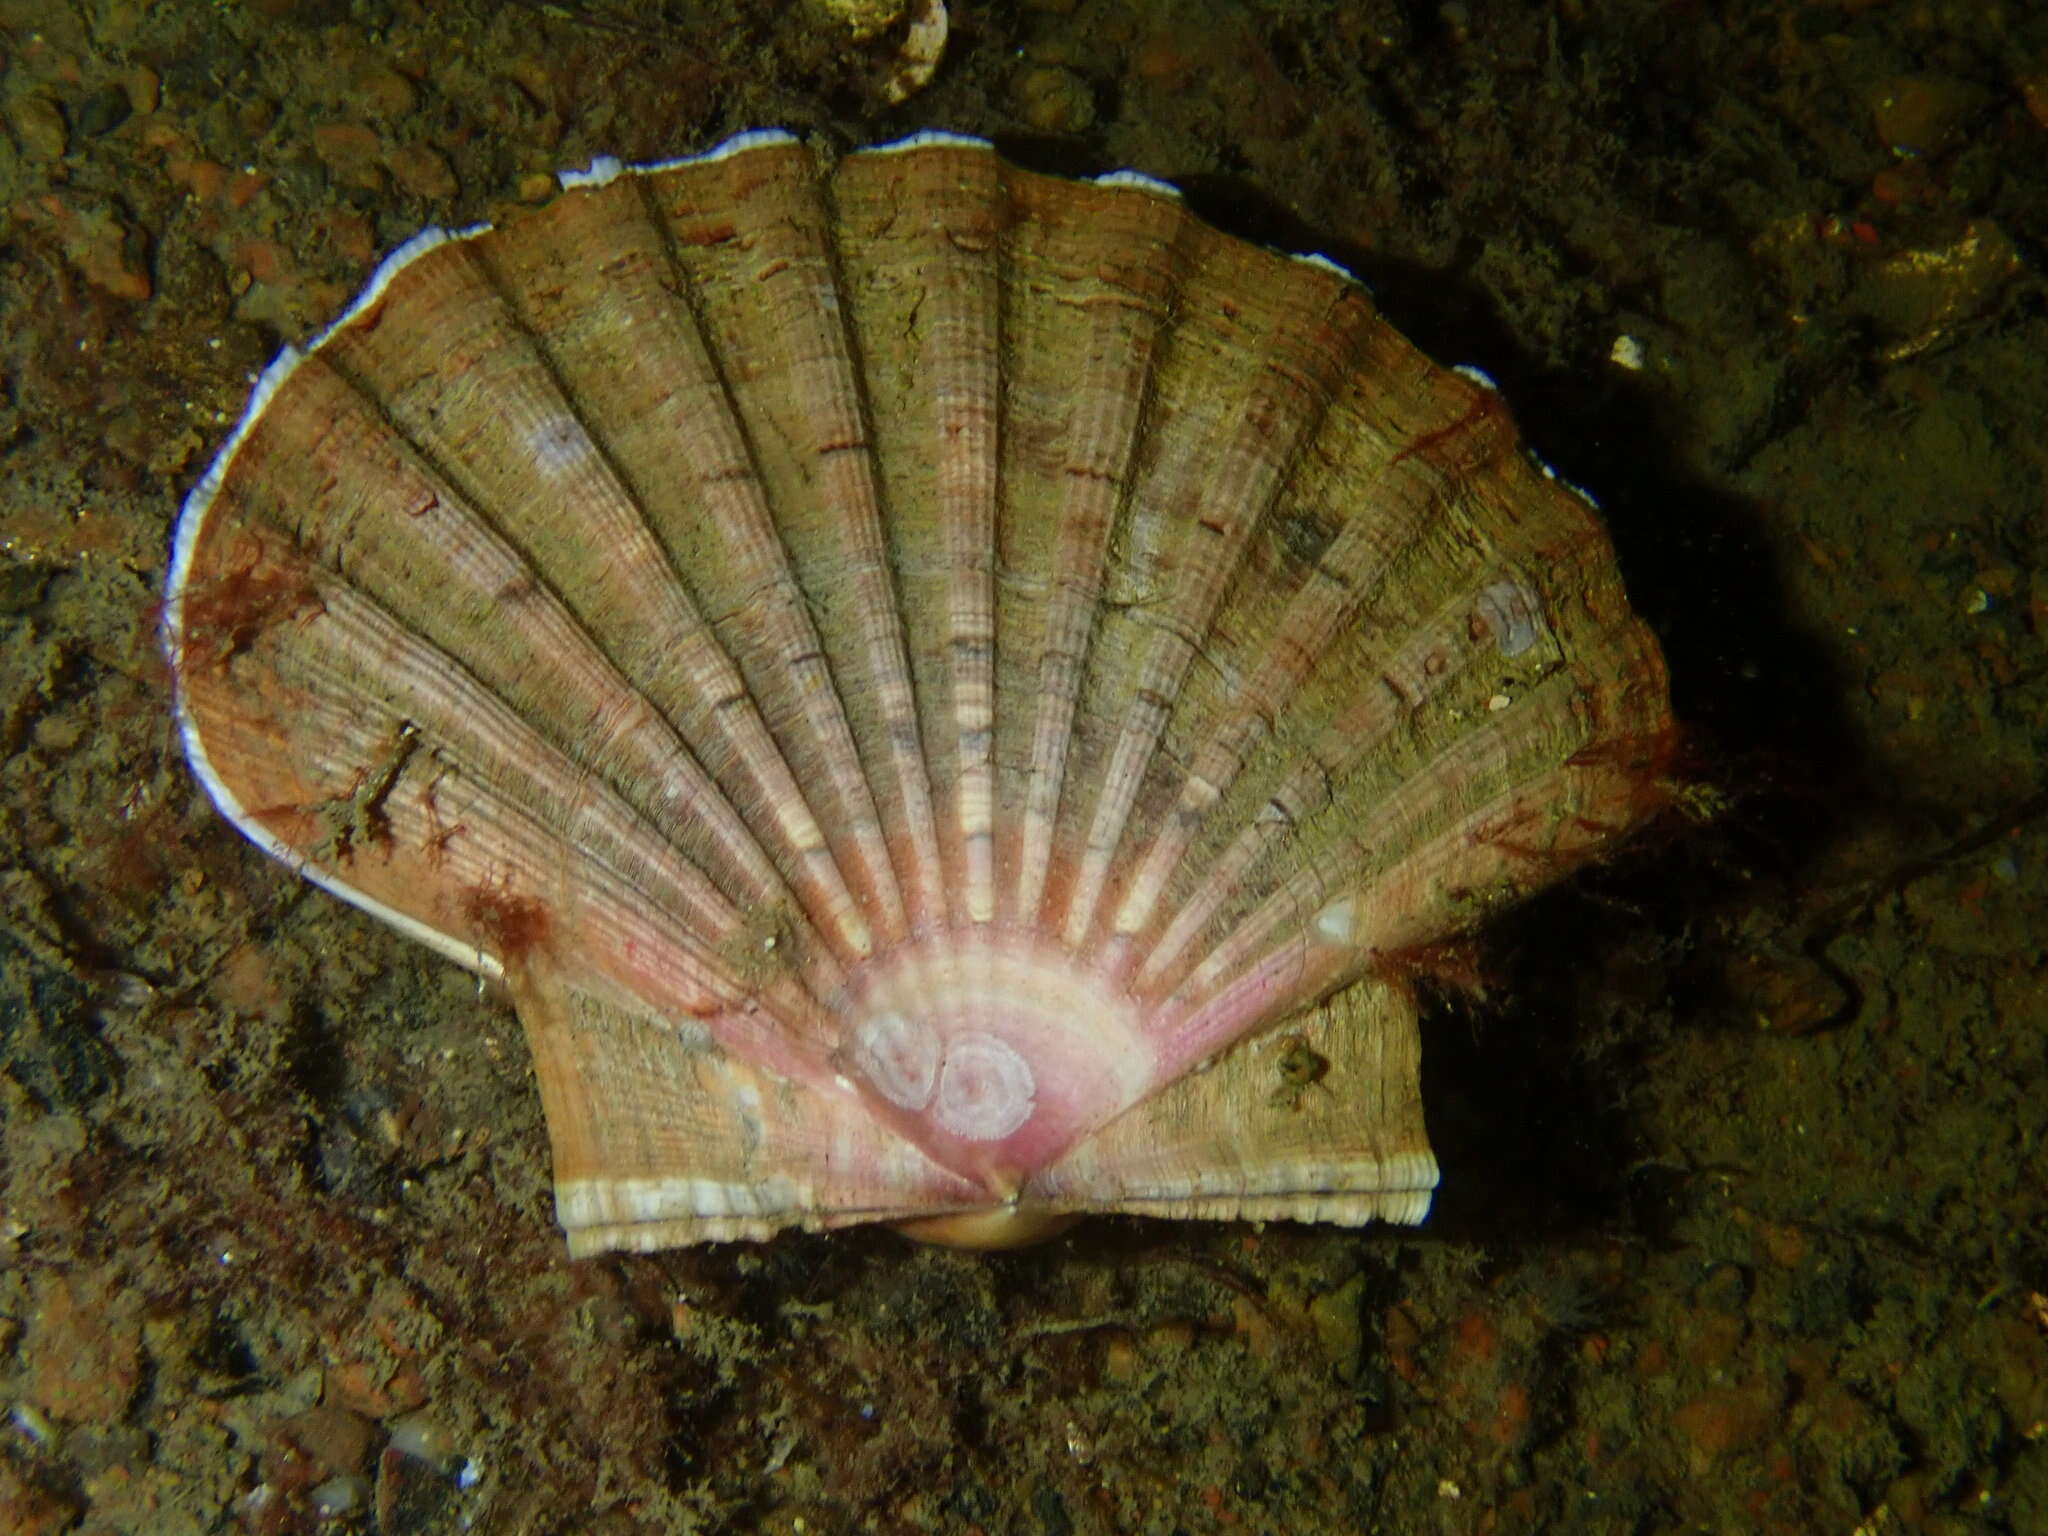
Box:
164;130;1675;1254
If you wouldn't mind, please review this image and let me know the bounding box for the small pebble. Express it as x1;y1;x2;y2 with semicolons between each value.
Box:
1869;74;1986;157
815;0;903;40
1724;950;1848;1036
124;67;161;117
7;95;68;160
10;1401;60;1448
76;82;132;137
355;68;420;122
386;1410;461;1472
1014;64;1096;134
274;1404;378;1478
309;1473;370;1517
388;143;458;201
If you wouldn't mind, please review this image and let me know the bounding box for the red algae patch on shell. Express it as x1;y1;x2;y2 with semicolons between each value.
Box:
164;129;1675;1254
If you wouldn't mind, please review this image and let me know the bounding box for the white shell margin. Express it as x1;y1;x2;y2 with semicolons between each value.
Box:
1447;361;1603;509
871;128;990;155
1292;250;1356;280
1093;168;1181;198
560;127;802;189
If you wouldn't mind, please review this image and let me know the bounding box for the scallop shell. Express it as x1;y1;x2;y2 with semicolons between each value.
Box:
164;130;1675;1253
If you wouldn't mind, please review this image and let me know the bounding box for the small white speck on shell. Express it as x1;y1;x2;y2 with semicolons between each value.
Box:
1474;578;1546;658
1314;897;1355;945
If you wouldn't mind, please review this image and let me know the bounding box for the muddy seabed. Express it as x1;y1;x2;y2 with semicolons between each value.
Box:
1;1;2043;1532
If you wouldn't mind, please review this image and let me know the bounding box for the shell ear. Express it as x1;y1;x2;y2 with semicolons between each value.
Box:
514;967;986;1255
1029;979;1437;1228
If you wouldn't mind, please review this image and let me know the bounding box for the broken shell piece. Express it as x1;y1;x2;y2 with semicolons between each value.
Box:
814;0;905;39
164;130;1675;1254
882;0;948;104
809;0;947;104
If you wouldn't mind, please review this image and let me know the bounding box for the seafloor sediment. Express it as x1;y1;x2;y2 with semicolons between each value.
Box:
0;2;2043;1532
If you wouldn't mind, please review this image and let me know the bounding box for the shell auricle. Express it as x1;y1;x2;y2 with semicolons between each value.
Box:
164;130;1676;1254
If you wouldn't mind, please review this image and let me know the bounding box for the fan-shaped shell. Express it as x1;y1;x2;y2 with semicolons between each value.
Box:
164;129;1675;1253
